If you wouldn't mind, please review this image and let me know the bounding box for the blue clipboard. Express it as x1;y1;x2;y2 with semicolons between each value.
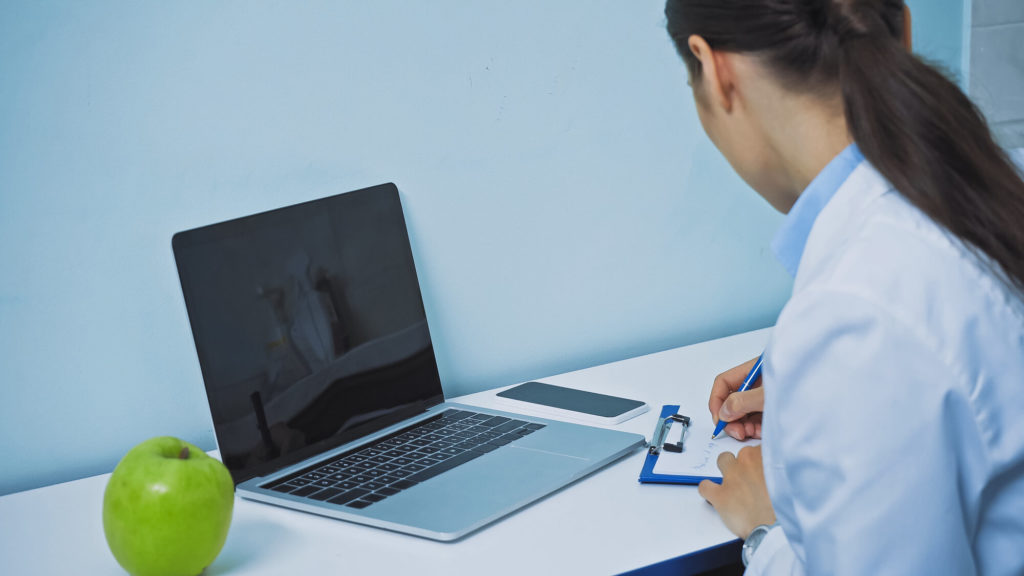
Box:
638;404;722;485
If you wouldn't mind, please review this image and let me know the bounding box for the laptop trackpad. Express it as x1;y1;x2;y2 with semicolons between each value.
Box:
367;446;584;536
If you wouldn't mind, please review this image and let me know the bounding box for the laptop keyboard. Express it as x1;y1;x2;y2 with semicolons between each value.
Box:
262;409;546;510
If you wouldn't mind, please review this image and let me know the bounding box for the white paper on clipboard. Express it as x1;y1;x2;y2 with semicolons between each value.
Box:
651;413;760;478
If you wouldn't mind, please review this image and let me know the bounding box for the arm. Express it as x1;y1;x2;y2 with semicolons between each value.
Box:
754;287;977;575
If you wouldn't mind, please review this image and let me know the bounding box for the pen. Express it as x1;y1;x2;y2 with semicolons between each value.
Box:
712;353;764;439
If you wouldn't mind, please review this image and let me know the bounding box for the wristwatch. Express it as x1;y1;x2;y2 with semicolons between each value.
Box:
742;523;778;567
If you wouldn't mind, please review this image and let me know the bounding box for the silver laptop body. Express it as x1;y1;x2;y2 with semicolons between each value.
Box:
172;183;644;541
239;401;641;540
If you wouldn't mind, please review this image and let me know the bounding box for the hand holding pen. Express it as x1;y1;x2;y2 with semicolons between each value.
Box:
710;354;764;441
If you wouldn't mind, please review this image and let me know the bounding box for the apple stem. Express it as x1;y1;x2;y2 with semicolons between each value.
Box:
179;445;190;460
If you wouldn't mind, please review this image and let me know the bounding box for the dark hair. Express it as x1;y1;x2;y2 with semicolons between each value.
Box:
665;0;1024;295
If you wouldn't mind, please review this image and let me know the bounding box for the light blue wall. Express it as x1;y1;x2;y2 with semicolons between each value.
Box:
969;0;1024;148
906;0;968;86
0;1;964;495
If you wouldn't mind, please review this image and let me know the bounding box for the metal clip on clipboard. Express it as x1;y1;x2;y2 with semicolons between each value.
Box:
648;413;691;455
639;405;718;485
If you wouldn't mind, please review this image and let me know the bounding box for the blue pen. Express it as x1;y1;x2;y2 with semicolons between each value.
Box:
712;353;764;439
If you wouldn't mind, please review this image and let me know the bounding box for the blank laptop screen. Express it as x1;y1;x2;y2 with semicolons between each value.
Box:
173;183;444;483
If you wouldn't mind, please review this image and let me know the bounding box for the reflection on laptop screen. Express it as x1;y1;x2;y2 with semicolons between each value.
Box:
173;184;444;483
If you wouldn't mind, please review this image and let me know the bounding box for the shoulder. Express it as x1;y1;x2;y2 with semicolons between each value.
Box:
775;162;1024;427
795;163;1024;347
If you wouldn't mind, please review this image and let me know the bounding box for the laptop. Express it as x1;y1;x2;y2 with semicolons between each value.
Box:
171;183;645;541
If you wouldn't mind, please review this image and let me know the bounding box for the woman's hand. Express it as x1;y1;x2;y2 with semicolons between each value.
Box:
698;446;776;539
709;356;764;440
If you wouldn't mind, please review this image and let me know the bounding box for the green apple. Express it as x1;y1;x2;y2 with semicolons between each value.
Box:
103;436;234;576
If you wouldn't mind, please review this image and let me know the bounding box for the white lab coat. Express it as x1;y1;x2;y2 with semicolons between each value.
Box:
748;162;1024;574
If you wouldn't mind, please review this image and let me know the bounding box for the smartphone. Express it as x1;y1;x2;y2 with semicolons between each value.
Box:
494;381;649;425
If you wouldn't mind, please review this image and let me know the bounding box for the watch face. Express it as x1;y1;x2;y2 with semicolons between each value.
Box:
742;524;773;566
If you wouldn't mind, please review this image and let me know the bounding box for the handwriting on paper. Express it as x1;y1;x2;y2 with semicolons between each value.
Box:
651;414;760;479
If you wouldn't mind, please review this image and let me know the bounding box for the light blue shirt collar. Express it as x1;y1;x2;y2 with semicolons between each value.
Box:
771;144;865;277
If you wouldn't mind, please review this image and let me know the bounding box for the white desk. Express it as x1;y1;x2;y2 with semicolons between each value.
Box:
0;328;769;575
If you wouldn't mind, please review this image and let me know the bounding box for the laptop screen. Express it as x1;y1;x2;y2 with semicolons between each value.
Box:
172;183;444;484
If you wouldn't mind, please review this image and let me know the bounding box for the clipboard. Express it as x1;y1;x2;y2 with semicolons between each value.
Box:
639;404;759;485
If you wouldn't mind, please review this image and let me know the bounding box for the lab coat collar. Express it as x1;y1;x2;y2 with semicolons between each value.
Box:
793;159;898;293
771;144;866;278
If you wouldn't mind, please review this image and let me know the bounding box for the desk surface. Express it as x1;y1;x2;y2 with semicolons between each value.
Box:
0;328;769;575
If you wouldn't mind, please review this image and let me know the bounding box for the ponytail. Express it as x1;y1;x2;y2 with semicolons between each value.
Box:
666;0;1024;294
836;16;1024;294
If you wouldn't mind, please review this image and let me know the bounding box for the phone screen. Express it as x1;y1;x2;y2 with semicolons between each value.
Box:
496;382;645;417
